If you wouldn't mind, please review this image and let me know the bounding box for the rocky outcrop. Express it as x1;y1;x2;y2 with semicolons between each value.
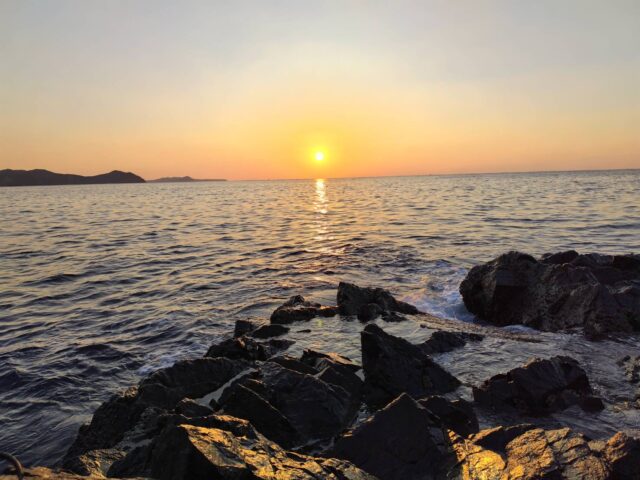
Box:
270;295;338;324
112;415;376;480
473;356;604;415
417;396;479;437
460;250;640;337
204;335;293;361
361;324;460;408
452;425;640;480
337;282;419;320
0;168;145;187
332;393;452;480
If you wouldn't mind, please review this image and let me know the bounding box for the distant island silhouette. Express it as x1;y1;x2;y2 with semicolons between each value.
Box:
148;176;227;183
0;169;145;187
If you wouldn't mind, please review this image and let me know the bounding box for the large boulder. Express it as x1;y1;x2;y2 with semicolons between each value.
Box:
270;295;338;324
361;324;460;408
460;250;640;337
62;357;249;472
332;393;452;480
473;356;603;415
139;417;376;480
338;282;420;318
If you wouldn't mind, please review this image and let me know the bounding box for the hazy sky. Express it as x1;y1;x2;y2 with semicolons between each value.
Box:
1;1;639;180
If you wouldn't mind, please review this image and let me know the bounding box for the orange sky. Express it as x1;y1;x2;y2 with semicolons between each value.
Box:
1;1;639;180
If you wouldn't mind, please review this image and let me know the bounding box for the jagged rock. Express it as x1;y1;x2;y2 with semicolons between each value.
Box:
473;355;603;415
233;319;258;338
604;431;640;479
269;295;338;324
173;398;214;418
300;349;361;372
204;336;293;361
63;358;248;472
137;358;250;409
269;354;318;375
418;396;479;437
361;324;460;408
337;282;419;317
460;250;640;337
468;424;537;451
332;393;452;480
137;417;376;480
451;426;613;479
247;323;289;338
419;330;484;354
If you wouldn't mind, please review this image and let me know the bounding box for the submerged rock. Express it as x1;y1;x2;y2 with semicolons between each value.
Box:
204;336;293;361
473;355;603;415
361;324;460;408
270;295;338;324
460;250;640;337
332;393;452;480
338;282;419;318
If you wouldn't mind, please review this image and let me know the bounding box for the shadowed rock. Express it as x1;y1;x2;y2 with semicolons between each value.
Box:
247;323;289;338
361;324;460;408
233;319;258;338
205;335;293;361
419;330;484;354
604;431;640;479
332;393;452;480
338;282;419;318
270;295;338;324
473;355;604;415
418;396;479;437
460;250;640;337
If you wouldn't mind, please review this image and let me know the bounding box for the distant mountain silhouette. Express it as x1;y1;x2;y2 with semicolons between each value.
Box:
0;169;145;187
148;176;226;183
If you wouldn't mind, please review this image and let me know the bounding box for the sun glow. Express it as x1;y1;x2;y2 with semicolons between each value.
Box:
314;151;325;162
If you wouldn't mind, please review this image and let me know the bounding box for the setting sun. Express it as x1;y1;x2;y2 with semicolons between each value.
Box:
315;151;325;162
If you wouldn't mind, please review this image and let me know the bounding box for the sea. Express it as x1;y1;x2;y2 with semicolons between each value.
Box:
1;170;639;466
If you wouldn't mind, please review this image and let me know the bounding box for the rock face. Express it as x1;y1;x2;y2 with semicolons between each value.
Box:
460;250;640;337
417;396;479;437
332;393;452;480
270;295;338;324
473;356;603;415
116;415;376;480
361;324;460;408
451;426;619;479
338;282;419;319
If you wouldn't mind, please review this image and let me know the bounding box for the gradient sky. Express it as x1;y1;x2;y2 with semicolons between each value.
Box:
1;1;639;180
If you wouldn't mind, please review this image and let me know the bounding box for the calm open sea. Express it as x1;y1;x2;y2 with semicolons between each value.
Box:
1;170;639;466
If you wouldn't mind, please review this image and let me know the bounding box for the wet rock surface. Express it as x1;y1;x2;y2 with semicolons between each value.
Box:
19;280;640;479
473;355;603;415
269;295;338;324
460;250;640;337
361;323;460;408
338;281;420;318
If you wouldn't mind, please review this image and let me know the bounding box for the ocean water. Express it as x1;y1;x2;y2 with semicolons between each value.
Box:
1;170;639;467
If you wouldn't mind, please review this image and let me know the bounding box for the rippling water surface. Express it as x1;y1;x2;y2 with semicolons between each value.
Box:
1;170;639;466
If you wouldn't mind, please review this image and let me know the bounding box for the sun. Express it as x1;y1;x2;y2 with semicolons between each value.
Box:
314;151;325;162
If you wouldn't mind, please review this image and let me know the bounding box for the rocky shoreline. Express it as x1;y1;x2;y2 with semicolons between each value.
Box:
3;252;640;479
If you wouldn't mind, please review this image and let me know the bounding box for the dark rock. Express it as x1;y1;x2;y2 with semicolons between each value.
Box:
357;303;384;321
460;250;640;336
0;168;145;187
418;396;479;437
332;393;452;480
143;419;376;480
174;398;214;418
0;466;137;479
233;319;258;338
247;323;289;338
338;281;420;316
137;358;250;409
204;336;293;361
270;295;337;324
300;349;361;372
472;355;602;415
380;311;407;322
269;355;319;375
604;431;640;479
361;324;460;408
420;330;484;354
468;424;536;452
220;384;300;448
